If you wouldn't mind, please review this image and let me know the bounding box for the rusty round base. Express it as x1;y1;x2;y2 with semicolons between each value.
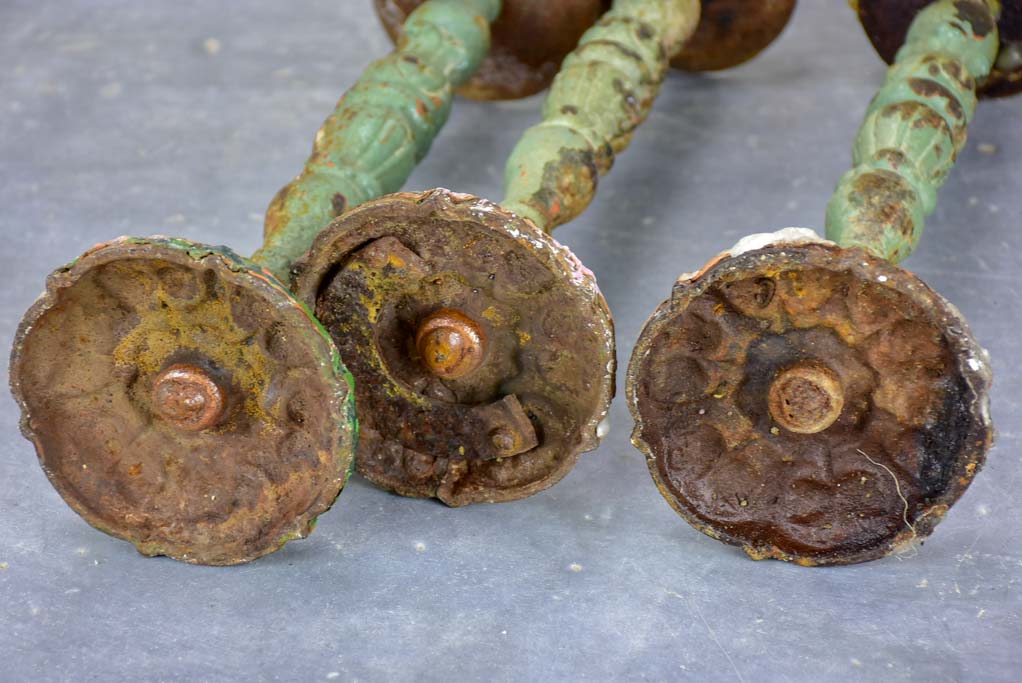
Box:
9;237;356;565
626;233;992;566
374;0;609;100
671;0;797;72
855;0;1022;98
292;189;615;506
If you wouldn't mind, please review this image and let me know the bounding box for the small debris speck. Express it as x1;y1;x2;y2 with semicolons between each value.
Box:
770;426;780;435
917;578;928;588
568;563;583;572
326;673;340;680
0;562;9;571
977;142;997;155
203;38;222;56
414;542;426;553
100;82;122;99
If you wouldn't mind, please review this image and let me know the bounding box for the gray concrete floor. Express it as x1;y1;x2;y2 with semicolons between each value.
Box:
1;2;1020;681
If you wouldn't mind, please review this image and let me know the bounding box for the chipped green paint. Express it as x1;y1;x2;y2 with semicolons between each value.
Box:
500;0;700;233
252;0;502;279
826;0;1000;262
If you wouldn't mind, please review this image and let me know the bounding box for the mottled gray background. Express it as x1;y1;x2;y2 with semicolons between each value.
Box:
1;2;1020;681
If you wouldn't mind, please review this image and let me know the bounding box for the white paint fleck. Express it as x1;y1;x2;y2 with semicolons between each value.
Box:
977;608;986;619
916;578;928;588
583;514;594;521
968;358;982;372
728;228;829;259
877;275;888;283
0;562;9;571
414;542;426;553
850;658;863;668
568;563;583;572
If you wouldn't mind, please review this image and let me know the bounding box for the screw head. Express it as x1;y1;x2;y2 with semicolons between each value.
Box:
152;363;226;431
767;363;844;434
415;308;486;380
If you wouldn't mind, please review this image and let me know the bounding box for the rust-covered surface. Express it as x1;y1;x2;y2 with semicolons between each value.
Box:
626;236;992;565
292;189;615;505
374;0;610;100
854;0;1022;97
671;0;796;72
9;238;356;565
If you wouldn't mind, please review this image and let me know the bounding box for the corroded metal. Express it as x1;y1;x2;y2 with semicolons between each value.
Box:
766;362;845;435
415;308;487;379
9;0;499;563
672;0;797;72
10;238;354;565
627;233;992;566
374;0;610;100
293;191;609;504
295;0;699;505
151;363;228;432
628;0;998;565
854;0;1021;97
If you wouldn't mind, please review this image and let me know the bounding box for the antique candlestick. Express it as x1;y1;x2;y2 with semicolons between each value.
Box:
628;0;1006;565
375;0;797;99
292;0;792;506
8;0;501;564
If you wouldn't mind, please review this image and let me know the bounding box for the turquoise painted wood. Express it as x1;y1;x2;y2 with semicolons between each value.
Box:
253;0;501;279
500;0;700;233
825;0;1000;263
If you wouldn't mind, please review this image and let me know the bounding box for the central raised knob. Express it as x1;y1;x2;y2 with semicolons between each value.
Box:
415;308;486;380
152;363;226;431
767;363;844;434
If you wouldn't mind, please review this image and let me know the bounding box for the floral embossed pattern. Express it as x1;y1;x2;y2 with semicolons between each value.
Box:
628;241;992;565
11;239;355;565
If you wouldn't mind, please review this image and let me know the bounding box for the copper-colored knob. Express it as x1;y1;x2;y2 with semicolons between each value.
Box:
415;309;486;380
152;363;226;431
767;363;844;434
